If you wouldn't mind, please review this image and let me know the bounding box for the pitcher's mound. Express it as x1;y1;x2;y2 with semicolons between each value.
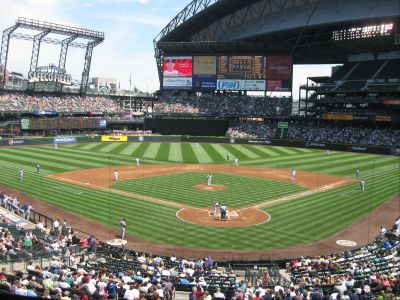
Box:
193;184;226;191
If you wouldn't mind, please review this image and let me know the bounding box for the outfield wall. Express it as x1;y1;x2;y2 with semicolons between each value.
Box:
0;135;396;155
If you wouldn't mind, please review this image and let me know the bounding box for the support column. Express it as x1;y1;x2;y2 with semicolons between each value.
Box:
0;24;19;90
28;29;51;91
58;34;78;92
80;40;101;96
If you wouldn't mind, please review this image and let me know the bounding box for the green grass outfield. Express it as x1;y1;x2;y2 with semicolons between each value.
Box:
0;142;398;250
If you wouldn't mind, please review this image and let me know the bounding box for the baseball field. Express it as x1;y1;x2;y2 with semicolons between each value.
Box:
0;141;398;259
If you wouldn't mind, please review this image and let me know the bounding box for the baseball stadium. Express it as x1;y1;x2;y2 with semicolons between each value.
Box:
0;0;399;299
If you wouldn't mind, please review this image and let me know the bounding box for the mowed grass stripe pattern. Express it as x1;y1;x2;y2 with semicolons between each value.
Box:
113;172;307;208
0;142;397;250
0;162;397;249
1;143;398;180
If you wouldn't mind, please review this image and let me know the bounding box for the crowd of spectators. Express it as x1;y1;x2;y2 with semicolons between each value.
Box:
287;123;399;147
226;121;276;139
287;218;400;300
225;120;400;147
0;93;123;113
154;94;292;117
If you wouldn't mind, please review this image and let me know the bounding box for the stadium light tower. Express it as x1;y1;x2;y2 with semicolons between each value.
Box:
0;17;104;95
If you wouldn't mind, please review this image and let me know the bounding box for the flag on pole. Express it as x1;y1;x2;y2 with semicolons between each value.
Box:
129;74;132;88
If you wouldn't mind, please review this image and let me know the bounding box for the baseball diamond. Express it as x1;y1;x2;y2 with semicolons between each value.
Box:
0;2;400;299
0;141;398;259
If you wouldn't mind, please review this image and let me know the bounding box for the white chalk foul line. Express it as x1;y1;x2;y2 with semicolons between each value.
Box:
250;179;355;210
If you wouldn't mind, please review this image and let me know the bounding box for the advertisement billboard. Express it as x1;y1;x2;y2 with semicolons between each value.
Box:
241;80;266;91
99;119;107;129
33;110;58;116
54;137;77;144
163;56;192;77
193;56;216;75
266;56;293;80
163;77;192;89
193;75;217;90
101;136;128;142
217;79;242;90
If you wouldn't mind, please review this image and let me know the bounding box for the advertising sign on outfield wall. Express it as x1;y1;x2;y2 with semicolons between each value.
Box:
101;136;128;142
54;137;77;144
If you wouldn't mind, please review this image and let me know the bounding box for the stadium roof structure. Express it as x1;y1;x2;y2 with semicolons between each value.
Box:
0;17;104;95
154;0;400;83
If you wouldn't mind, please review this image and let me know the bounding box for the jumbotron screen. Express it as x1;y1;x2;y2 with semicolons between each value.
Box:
163;56;193;77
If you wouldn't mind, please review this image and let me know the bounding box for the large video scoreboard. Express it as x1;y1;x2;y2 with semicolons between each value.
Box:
217;56;266;80
162;55;292;91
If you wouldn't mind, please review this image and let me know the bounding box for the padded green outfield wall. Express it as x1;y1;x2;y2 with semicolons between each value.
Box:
0;135;395;155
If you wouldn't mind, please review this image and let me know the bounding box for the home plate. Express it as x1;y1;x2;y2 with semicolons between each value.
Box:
230;211;239;217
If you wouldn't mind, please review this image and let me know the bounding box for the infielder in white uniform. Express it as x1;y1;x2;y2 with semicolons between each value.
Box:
207;173;212;186
234;158;239;166
291;169;296;181
360;179;365;191
114;170;119;181
136;158;140;166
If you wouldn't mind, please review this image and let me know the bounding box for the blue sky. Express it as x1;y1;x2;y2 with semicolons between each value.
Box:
1;0;335;95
